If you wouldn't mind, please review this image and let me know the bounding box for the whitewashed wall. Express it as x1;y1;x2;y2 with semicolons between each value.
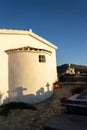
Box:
0;30;57;104
8;51;53;103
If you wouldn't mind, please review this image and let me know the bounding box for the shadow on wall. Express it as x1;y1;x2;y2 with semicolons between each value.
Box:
3;82;53;104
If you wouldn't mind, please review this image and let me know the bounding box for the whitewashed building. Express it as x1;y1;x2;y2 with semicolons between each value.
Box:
66;64;75;75
0;28;58;104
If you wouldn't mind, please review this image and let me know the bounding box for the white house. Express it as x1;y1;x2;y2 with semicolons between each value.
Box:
66;64;75;75
0;28;58;104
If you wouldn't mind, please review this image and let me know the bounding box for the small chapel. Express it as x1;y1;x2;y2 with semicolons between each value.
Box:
0;28;58;104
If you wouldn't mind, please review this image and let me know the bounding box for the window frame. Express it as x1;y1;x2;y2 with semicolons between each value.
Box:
39;55;46;63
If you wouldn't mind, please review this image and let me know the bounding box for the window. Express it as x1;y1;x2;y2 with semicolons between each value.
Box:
39;55;46;62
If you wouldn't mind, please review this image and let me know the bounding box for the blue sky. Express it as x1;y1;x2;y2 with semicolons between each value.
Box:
0;0;87;66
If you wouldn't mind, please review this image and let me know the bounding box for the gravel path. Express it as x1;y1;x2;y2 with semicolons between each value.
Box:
0;85;74;130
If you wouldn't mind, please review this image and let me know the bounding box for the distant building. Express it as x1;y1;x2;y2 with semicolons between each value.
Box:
77;71;80;75
66;64;75;75
0;29;58;104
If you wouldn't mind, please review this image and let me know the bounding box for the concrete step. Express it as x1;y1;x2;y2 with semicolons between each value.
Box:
44;113;87;130
62;102;87;115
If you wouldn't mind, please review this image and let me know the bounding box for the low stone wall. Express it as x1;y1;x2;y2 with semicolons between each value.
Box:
60;82;87;88
59;75;87;82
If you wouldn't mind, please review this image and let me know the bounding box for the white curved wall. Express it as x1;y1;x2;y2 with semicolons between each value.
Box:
0;31;57;104
8;51;53;103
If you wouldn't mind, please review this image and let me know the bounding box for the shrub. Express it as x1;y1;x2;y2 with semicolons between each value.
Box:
53;81;60;89
0;102;37;117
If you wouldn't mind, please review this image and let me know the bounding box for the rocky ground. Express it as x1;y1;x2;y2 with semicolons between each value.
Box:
0;84;74;130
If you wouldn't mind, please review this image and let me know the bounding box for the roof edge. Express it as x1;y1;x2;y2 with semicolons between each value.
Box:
5;46;52;55
0;28;58;49
29;31;58;50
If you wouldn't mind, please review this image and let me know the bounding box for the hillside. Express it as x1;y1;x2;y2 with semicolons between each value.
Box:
57;64;87;75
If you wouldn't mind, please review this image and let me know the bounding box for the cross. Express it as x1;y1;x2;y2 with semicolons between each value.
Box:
46;82;50;91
